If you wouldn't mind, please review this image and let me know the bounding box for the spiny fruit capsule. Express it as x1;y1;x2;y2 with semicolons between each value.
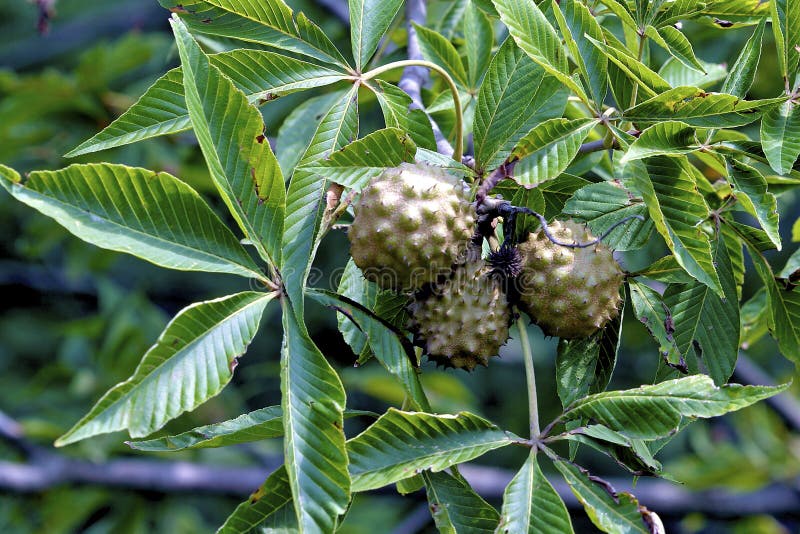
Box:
408;260;510;370
348;162;475;292
517;220;623;339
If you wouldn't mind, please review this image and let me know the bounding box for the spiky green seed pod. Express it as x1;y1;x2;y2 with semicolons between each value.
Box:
348;162;475;292
408;261;510;370
517;220;623;339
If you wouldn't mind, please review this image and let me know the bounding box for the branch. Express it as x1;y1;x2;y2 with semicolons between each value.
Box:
398;0;455;158
577;129;641;155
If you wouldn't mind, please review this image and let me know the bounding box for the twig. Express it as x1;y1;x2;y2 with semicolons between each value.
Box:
398;0;455;158
518;317;540;439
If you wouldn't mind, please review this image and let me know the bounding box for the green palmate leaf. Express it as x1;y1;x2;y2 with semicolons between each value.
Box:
349;0;403;70
280;300;349;533
646;25;706;74
492;0;588;101
652;0;705;27
587;35;671;100
348;409;518;492
552;0;608;109
701;0;769;23
663;235;740;384
626;156;721;294
552;459;649;534
128;406;282;451
464;2;494;89
627;279;681;364
721;18;765;98
306;288;429;411
0;164;262;280
770;0;800;83
217;465;295;534
276;92;345;178
497;451;574;534
412;22;469;89
659;58;727;89
473;38;567;172
66;50;348;157
299;128;416;190
636;256;694;284
423;471;500;533
621;121;700;163
55;292;273;446
127;408;374;452
564;375;788;440
535;174;592;218
598;0;638;31
556;297;623;409
336;259;379;357
737;230;800;363
761;100;800;175
509;118;597;186
161;0;349;67
624;87;785;127
562;182;653;251
369;80;437;151
727;158;781;249
282;85;359;319
172;17;285;266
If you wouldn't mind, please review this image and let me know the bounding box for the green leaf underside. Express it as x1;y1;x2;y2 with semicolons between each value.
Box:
510;118;597;185
553;459;649;534
624;87;785;127
720;18;765;98
55;292;272;446
564;375;788;440
727;158;781;249
663;236;741;384
172;17;286;266
299;127;417;190
66;50;348;157
350;0;404;71
553;0;608;109
424;471;500;533
348;409;518;492
741;235;800;363
129;405;282;451
562;181;653;251
413;22;470;89
621;121;699;163
492;0;587;101
761;100;800;175
280;300;349;532
556;298;623;409
281;84;359;319
127;408;375;452
161;0;349;67
0;164;262;280
217;465;295;534
307;288;429;411
473;37;567;171
370;80;437;151
627;156;722;294
497;451;574;534
628;279;680;364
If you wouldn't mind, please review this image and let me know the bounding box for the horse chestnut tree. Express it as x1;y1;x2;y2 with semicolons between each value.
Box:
2;0;799;532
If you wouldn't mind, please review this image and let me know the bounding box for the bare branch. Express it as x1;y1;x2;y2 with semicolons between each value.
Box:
398;0;455;158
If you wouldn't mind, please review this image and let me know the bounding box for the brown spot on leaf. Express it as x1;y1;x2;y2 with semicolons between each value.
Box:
201;18;212;24
229;357;239;374
256;134;266;144
170;4;189;13
713;18;734;28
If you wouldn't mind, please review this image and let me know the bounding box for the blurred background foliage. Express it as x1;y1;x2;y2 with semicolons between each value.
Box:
1;1;799;533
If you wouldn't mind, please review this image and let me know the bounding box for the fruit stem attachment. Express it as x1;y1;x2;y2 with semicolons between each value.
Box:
361;60;463;163
517;315;540;439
